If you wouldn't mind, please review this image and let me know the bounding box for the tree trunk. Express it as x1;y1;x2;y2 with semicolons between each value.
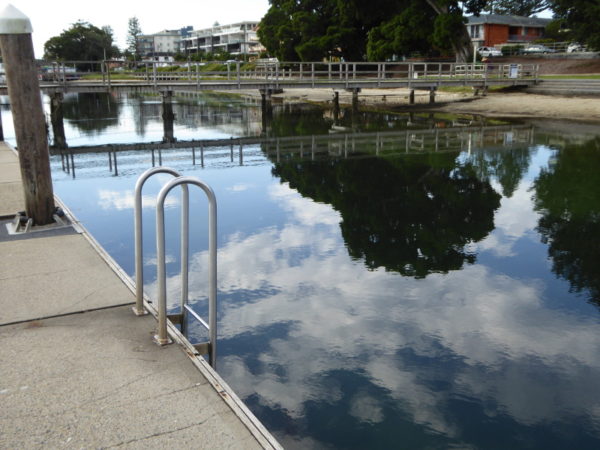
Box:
425;0;473;63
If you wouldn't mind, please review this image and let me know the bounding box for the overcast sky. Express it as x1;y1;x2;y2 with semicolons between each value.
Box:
6;0;270;58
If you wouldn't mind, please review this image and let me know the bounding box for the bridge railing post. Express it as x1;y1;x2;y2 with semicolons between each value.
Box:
107;61;111;89
153;61;157;90
345;62;349;88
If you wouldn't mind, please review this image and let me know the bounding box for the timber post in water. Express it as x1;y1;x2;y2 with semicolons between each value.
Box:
50;92;67;150
161;90;176;144
0;4;56;225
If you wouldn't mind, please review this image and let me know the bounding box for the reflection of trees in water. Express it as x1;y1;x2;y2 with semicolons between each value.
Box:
62;93;120;135
533;138;600;306
268;106;464;137
467;146;533;198
272;153;501;277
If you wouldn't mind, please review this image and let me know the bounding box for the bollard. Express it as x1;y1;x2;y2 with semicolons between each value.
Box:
0;5;55;225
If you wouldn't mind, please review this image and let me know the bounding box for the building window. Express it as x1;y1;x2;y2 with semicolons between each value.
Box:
470;25;481;39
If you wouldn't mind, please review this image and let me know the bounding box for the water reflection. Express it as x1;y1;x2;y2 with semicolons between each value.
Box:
179;178;600;449
63;92;121;135
533;136;600;307
39;93;600;449
272;153;501;277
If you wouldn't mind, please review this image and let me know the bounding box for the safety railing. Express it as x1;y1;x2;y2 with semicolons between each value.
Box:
133;167;218;368
28;59;540;90
133;167;188;316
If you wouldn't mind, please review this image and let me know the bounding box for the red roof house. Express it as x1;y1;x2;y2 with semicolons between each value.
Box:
467;14;552;47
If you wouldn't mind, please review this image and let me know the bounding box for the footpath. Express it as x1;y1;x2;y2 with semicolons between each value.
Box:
0;142;281;449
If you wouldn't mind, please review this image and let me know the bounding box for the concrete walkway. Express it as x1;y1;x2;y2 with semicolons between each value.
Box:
0;142;281;449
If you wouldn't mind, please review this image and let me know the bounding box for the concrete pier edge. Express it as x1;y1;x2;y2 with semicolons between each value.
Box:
2;142;282;449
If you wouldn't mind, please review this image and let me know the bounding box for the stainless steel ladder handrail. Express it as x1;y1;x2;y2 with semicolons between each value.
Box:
155;176;218;368
133;167;188;316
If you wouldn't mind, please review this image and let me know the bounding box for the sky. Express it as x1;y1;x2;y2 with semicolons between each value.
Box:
5;0;270;58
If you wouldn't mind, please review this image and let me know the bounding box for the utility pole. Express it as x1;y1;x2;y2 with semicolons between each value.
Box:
0;4;56;225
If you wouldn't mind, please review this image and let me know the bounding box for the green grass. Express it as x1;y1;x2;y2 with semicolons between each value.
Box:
438;85;510;94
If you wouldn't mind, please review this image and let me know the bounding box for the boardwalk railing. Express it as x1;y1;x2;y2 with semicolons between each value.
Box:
29;60;539;92
54;124;536;180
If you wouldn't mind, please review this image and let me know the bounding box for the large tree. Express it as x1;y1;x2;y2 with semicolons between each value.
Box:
484;0;549;16
551;0;600;51
259;0;491;62
44;21;118;63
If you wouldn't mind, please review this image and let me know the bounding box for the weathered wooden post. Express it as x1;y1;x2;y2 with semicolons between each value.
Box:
50;92;67;150
161;90;175;143
0;5;55;225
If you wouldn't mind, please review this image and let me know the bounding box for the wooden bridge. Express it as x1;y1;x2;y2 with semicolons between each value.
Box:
0;59;539;150
1;60;539;96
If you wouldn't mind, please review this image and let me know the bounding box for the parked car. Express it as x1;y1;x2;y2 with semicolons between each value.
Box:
478;46;502;57
567;43;585;53
523;44;556;54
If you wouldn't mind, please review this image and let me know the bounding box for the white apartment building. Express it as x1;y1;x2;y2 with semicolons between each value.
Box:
180;22;263;57
137;27;193;58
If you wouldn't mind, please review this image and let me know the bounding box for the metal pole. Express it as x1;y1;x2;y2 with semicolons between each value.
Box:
155;177;218;368
133;167;186;317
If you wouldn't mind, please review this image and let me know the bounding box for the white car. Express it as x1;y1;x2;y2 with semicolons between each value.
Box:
523;44;556;54
567;43;584;53
478;46;502;57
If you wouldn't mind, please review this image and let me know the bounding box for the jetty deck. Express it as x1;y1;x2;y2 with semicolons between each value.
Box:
0;142;281;449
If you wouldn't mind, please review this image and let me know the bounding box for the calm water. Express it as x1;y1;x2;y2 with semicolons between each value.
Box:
5;93;600;449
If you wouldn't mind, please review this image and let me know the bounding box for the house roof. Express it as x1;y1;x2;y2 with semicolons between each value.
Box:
467;14;552;28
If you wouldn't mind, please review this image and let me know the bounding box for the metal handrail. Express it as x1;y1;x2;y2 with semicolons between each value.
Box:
155;176;218;368
133;167;189;316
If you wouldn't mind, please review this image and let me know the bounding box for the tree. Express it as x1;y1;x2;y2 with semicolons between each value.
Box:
551;0;600;51
127;17;142;58
259;0;491;62
424;0;489;62
44;21;118;65
367;1;438;60
484;0;549;16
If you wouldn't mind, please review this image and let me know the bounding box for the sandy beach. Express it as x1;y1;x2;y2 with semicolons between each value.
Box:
239;87;600;123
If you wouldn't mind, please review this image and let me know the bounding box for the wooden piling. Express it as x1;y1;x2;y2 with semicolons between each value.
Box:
0;6;56;224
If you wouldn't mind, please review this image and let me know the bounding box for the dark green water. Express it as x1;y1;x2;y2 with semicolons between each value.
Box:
6;93;600;449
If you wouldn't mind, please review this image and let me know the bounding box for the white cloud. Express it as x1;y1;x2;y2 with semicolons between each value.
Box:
97;189;179;210
226;183;254;193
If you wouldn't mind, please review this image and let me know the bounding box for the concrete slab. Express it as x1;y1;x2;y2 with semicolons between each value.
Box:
0;145;18;163
0;181;24;217
0;233;135;325
0;306;263;449
0;161;20;182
